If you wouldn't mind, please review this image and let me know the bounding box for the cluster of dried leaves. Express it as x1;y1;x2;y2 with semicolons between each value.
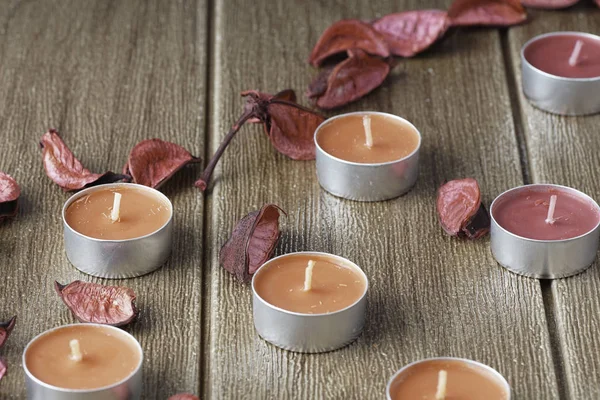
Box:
307;0;600;109
0;173;20;221
0;316;16;381
436;178;490;239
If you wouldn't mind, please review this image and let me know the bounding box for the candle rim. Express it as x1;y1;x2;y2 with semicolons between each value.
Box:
62;182;173;243
385;357;511;400
314;111;422;167
521;31;600;82
490;183;600;243
251;251;369;317
22;323;143;393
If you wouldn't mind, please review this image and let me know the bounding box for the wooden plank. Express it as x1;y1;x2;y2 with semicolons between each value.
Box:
506;5;600;399
0;0;206;398
204;1;558;398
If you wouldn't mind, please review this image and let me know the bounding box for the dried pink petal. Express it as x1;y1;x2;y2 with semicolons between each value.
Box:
437;178;490;239
0;357;6;382
55;281;138;326
0;316;16;349
0;173;20;220
448;0;527;27
168;394;200;400
520;0;579;8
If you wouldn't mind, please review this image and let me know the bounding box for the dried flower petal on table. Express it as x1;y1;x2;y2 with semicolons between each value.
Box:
448;0;527;27
437;178;490;239
0;358;6;382
168;394;200;400
372;10;450;57
55;281;138;326
0;316;16;349
520;0;579;8
40;130;130;191
309;49;391;110
123;139;201;188
308;19;390;67
0;173;20;220
220;204;284;283
195;90;325;191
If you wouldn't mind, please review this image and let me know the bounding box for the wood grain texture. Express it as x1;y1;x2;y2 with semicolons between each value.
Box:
0;0;206;398
204;1;558;399
506;5;600;399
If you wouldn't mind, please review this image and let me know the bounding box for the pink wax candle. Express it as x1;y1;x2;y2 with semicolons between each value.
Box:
523;33;600;78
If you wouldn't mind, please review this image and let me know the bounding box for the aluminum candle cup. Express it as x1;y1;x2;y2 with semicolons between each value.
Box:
386;357;511;400
23;324;143;400
521;32;600;115
490;184;600;279
252;252;368;353
62;183;173;279
315;112;421;202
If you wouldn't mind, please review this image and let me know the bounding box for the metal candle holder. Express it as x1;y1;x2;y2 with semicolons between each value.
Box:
314;112;421;202
521;31;600;116
62;183;173;279
23;324;143;400
490;184;600;279
252;252;368;353
386;357;511;400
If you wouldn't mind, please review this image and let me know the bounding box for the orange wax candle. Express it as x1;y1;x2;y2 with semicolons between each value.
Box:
316;113;420;164
388;358;510;400
253;253;366;314
65;186;171;240
24;324;142;390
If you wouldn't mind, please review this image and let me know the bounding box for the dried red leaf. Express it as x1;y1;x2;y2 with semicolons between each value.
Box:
55;281;138;326
309;49;391;110
0;358;6;382
168;395;200;400
195;91;325;191
123;139;201;188
309;19;390;67
596;0;600;7
448;0;527;26
436;178;490;239
0;316;16;350
372;10;450;57
40;130;130;191
0;173;20;220
520;0;579;8
220;204;284;283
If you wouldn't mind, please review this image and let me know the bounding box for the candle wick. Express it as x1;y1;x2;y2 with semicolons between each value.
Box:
435;369;447;400
69;339;83;362
303;260;316;291
546;195;557;225
362;115;373;148
568;40;584;67
110;192;122;223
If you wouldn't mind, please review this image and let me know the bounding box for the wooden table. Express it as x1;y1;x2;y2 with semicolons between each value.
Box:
1;1;599;398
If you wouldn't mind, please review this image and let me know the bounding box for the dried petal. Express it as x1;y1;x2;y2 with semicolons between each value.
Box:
372;10;449;57
55;281;138;326
220;204;284;283
123;139;201;188
0;316;16;349
40;130;129;191
306;66;335;99
448;0;527;26
312;49;391;110
596;0;600;7
520;0;579;7
0;173;20;220
436;178;490;239
0;358;6;382
309;19;390;67
168;395;200;400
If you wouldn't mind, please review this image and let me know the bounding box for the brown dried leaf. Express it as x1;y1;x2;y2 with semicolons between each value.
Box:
448;0;527;26
40;130;130;191
520;0;579;7
0;173;20;220
168;395;200;400
220;204;284;283
372;10;450;57
0;316;16;350
123;139;201;188
309;19;390;67
436;178;490;239
55;281;138;326
312;49;391;110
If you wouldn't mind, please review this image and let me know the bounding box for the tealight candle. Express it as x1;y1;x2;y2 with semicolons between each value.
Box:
252;252;368;353
23;324;143;399
63;183;173;278
315;112;421;201
386;358;510;400
521;32;600;115
491;184;600;278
